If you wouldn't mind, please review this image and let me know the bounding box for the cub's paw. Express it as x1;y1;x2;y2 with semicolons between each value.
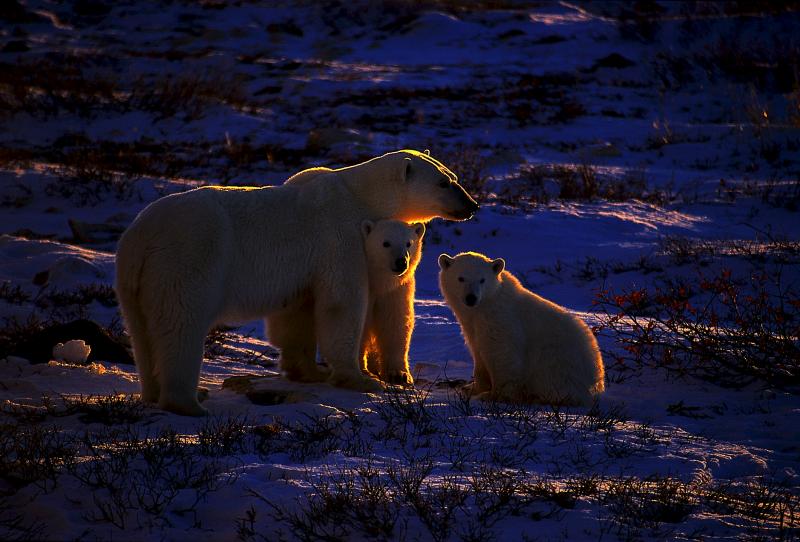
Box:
385;370;414;386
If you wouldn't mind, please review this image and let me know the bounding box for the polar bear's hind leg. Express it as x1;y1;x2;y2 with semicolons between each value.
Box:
143;269;219;417
125;299;159;403
153;317;209;416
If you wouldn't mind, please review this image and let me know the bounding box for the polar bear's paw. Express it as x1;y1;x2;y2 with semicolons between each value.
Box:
385;370;414;386
329;372;385;393
159;397;209;417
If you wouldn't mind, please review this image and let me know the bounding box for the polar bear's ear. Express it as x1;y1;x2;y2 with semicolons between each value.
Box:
361;220;374;238
402;157;412;181
491;258;505;275
438;254;454;270
413;222;425;238
424;149;431;156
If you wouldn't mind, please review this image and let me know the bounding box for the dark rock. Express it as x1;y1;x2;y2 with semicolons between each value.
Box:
266;21;303;37
72;0;111;18
533;34;567;45
592;53;636;70
11;319;134;365
245;389;293;406
498;29;525;41
0;1;48;24
33;270;49;286
2;40;29;53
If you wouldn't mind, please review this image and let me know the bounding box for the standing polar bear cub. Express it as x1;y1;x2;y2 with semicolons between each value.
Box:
266;219;425;386
359;219;425;384
438;252;604;406
115;150;478;416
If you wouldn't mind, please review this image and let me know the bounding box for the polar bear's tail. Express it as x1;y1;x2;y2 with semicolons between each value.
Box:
114;230;158;403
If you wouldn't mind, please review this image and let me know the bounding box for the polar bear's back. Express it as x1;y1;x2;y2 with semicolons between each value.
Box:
116;184;320;321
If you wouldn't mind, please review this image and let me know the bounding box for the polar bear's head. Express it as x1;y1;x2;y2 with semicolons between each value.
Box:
362;219;425;279
355;150;479;224
438;252;505;309
398;150;479;223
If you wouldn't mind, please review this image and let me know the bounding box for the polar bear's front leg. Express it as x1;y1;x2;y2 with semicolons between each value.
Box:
470;350;492;395
371;287;414;386
360;332;381;378
152;318;209;416
315;287;383;393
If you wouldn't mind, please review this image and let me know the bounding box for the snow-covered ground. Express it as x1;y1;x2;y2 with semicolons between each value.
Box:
1;1;799;540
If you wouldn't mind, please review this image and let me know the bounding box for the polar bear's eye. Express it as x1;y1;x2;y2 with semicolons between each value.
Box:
458;277;464;282
480;278;485;284
383;241;391;247
406;242;411;247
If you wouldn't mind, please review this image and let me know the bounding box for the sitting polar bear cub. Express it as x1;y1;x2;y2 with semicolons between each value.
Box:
360;219;425;384
438;252;604;406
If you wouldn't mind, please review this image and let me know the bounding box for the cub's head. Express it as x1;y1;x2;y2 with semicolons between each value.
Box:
362;219;425;276
438;252;505;309
390;150;479;223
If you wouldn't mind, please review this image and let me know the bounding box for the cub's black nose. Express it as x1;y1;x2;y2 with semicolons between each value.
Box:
465;293;477;307
393;258;408;274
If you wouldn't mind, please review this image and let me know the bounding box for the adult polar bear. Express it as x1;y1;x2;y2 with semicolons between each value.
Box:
115;150;478;415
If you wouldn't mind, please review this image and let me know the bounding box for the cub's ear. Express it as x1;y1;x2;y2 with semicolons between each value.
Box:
402;157;412;181
413;222;426;238
438;253;454;270
361;220;374;238
491;258;505;275
424;149;431;156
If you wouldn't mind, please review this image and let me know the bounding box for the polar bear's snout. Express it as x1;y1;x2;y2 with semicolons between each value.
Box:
463;282;484;307
392;256;409;274
450;186;480;220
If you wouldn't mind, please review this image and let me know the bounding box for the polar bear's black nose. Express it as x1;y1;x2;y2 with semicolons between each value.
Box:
393;258;408;274
465;293;477;307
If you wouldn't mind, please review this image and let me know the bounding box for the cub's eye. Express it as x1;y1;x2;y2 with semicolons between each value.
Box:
406;242;411;248
480;278;485;284
458;277;464;282
383;241;391;247
439;179;449;188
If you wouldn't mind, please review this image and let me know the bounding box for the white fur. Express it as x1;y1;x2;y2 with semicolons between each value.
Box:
438;252;604;406
115;150;477;415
